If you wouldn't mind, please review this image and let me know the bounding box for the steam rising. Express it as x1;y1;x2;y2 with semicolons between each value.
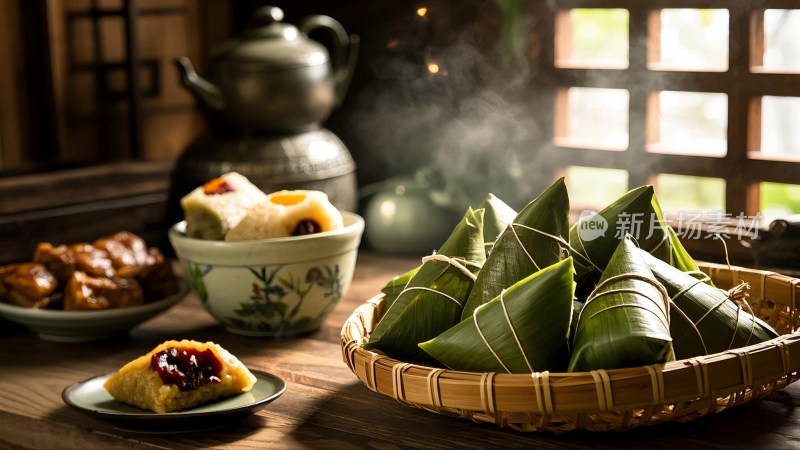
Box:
347;2;545;212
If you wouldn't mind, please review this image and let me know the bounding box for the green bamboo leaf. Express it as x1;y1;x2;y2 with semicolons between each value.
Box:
462;178;569;320
646;214;707;283
478;193;518;255
420;257;574;373
569;235;675;372
381;266;421;311
569;186;657;293
569;186;707;294
641;250;778;360
365;207;486;362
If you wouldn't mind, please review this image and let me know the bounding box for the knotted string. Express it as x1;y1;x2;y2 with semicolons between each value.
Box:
421;253;482;281
671;272;757;354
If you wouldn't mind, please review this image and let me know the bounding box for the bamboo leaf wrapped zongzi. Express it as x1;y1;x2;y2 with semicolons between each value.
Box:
420;258;575;373
569;235;675;372
461;178;570;320
569;186;706;294
641;250;778;360
364;207;486;362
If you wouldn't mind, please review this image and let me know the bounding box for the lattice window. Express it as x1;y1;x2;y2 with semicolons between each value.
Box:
532;1;800;238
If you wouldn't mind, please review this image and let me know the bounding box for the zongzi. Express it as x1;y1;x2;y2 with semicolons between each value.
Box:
569;235;674;372
641;250;778;360
364;207;486;362
569;186;704;294
420;258;574;373
462;178;570;320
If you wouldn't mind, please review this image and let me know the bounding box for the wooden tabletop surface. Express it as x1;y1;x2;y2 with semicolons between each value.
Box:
2;251;800;449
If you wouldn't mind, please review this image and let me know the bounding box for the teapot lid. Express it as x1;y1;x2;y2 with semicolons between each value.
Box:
210;6;329;69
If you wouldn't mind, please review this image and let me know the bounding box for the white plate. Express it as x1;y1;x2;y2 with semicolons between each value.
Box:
62;370;286;433
0;279;189;342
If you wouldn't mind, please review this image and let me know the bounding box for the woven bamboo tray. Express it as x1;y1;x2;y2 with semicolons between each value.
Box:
341;261;800;433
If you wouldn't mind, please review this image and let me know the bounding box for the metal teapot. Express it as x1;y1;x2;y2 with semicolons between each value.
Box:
175;6;358;133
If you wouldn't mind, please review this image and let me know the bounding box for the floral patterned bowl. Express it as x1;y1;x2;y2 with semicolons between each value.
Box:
168;212;364;338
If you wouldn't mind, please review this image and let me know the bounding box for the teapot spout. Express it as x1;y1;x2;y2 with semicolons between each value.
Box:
174;57;225;111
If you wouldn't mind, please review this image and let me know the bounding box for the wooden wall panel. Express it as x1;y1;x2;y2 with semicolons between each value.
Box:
0;1;26;168
41;0;207;166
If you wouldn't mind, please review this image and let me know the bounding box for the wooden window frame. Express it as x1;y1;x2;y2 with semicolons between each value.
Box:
529;0;800;264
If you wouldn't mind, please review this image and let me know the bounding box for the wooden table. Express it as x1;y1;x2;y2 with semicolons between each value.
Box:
2;251;800;449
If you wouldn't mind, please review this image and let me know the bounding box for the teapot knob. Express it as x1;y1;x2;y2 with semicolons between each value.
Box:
252;6;284;27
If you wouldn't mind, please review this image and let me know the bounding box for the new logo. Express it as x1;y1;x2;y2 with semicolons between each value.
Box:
576;210;608;242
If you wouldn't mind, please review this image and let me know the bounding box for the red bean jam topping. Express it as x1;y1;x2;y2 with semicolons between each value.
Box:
150;347;223;391
202;178;235;195
292;220;322;236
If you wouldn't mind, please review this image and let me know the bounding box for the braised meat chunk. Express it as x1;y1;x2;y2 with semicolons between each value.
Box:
34;242;115;283
94;232;178;299
116;249;178;299
5;232;175;311
94;231;153;270
0;263;60;308
64;271;144;310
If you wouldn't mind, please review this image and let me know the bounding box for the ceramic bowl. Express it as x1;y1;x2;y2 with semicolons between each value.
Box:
168;211;364;338
0;280;189;342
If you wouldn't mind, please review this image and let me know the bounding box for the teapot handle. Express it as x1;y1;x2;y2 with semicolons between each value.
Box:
299;15;359;108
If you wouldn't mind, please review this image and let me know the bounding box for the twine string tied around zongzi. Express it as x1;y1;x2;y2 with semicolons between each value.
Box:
500;288;535;372
669;275;714;355
562;224;606;274
509;223;571;272
398;286;463;307
578;273;671;330
472;302;512;374
421;253;482;281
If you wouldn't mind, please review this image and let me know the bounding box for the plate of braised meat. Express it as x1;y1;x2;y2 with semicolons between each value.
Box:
0;231;187;342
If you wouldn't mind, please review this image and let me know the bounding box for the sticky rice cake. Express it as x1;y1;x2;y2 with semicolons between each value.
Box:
180;172;267;240
225;190;343;241
103;340;257;413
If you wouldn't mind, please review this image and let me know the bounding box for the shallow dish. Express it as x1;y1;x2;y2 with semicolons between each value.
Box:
62;369;286;433
0;279;189;342
169;211;364;338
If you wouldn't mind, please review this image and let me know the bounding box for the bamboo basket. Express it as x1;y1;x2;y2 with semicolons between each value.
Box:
340;261;800;433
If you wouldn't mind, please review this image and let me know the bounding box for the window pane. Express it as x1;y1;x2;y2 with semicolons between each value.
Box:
555;9;629;69
757;96;800;160
651;9;729;71
564;166;628;210
762;10;800;73
760;182;800;225
648;91;728;157
554;88;629;151
655;174;725;213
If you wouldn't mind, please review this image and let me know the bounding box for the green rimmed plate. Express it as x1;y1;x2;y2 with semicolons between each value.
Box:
62;370;286;433
0;279;189;342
